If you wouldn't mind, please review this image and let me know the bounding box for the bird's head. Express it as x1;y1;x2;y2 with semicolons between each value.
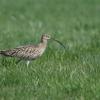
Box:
41;34;51;40
41;34;66;50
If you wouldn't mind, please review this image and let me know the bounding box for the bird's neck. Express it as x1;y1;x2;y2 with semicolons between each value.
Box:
40;38;48;49
41;38;48;45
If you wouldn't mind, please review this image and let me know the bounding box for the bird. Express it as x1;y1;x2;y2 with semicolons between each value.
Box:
0;34;65;66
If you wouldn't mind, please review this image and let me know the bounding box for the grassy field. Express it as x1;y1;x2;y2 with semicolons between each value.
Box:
0;0;100;100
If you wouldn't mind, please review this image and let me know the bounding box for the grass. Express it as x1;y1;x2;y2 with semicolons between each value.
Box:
0;0;100;100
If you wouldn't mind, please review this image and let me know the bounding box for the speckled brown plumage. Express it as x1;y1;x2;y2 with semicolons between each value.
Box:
0;44;46;60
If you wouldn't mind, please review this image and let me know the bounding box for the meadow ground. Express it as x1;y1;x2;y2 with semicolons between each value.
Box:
0;0;100;100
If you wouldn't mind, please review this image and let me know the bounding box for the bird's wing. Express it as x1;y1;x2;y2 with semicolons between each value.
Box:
0;45;39;59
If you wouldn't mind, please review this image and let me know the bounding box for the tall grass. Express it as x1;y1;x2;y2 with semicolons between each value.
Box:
0;0;100;100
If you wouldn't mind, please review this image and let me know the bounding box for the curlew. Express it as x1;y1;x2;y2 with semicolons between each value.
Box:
0;34;65;66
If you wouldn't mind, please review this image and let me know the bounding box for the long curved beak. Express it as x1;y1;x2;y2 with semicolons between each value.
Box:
51;38;66;50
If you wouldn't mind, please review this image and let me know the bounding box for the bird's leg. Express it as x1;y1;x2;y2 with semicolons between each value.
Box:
26;61;30;67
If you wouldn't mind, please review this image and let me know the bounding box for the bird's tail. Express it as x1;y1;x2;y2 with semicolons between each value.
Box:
0;50;4;56
0;51;2;56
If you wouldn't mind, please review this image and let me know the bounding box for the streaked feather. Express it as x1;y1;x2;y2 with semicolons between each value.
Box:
0;45;45;60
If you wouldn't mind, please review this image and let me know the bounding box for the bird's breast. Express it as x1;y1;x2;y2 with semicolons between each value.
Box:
38;47;46;56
